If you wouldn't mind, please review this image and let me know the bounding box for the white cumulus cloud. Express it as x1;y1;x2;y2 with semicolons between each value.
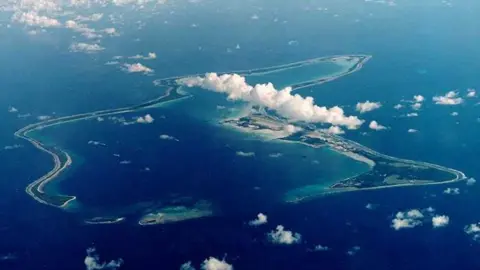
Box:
466;88;476;98
411;103;422;110
408;129;418;133
356;101;382;113
391;209;424;230
12;11;61;28
84;248;123;270
465;223;480;240
324;125;345;135
201;257;233;270
178;73;364;129
123;63;153;73
136;114;154;124
249;213;267;226
433;91;464;105
267;225;301;245
369;120;386;131
432;215;449;228
413;95;425;103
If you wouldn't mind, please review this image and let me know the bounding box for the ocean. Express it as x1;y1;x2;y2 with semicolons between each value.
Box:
1;0;480;269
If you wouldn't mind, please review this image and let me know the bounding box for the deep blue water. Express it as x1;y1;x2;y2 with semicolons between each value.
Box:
1;0;480;269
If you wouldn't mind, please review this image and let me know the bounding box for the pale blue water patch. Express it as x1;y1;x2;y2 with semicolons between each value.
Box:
170;86;250;122
244;60;347;89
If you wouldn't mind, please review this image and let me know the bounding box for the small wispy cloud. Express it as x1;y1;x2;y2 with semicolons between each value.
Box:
70;42;105;53
159;134;179;141
236;151;255;157
128;52;156;60
356;101;382;113
466;178;476;186
84;247;123;270
443;187;460;195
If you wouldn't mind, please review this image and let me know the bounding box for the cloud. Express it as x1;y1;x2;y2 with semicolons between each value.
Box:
4;144;23;150
249;213;268;226
313;245;329;251
406;112;418;117
411;103;422;110
433;91;464;105
12;11;61;28
128;52;157;60
443;187;460;195
103;27;118;36
159;134;179;141
8;106;18;113
201;257;233;270
180;261;195;270
178;73;364;129
236;151;255;157
356;101;382;113
369;120;386;131
75;13;104;22
465;223;480;240
70;42;104;53
88;140;107;146
123;63;153;73
466;178;476;186
84;248;123;270
283;124;303;134
37;115;51;121
347;246;361;256
324;125;345;135
451;112;458;116
408;129;418;133
136;114;154;124
391;209;424;230
413;95;425;103
393;104;403;109
267;225;301;245
466;88;476;98
269;153;283;158
365;203;376;210
432;215;449;228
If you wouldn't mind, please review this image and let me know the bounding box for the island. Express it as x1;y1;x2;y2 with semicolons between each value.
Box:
14;54;467;219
